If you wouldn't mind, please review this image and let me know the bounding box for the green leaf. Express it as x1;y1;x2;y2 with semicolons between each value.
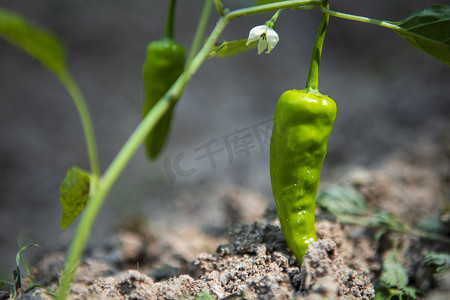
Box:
0;7;67;76
195;291;216;300
369;212;408;233
316;184;367;217
402;286;422;299
376;251;411;299
417;216;445;234
368;212;408;241
392;5;450;66
16;244;39;268
13;244;39;298
373;288;395;300
379;251;409;289
375;251;422;299
422;252;450;278
208;39;256;58
59;167;91;229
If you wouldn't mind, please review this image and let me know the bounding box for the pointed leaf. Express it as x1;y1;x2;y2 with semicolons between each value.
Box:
15;244;39;269
379;251;408;289
392;5;450;66
417;216;445;233
0;7;67;76
369;211;408;233
422;252;450;277
194;291;217;300
208;39;256;58
375;250;422;299
316;184;367;217
59;167;91;229
14;243;39;296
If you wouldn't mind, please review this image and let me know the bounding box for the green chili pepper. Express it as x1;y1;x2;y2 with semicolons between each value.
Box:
142;38;185;159
270;88;336;263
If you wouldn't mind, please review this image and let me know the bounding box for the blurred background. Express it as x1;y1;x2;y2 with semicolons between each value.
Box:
0;0;449;280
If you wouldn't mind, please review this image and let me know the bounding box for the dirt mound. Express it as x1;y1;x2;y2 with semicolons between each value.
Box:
5;139;450;299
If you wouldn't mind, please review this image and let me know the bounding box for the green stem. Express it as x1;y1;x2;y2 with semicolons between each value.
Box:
319;5;403;32
227;0;322;21
59;72;100;186
265;8;284;29
305;1;329;91
211;0;225;16
165;0;177;39
57;1;322;298
410;228;450;244
187;0;212;66
270;8;283;23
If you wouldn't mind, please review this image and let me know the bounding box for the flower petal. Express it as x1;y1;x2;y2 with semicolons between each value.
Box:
265;28;279;51
249;25;268;37
257;38;268;54
246;25;268;45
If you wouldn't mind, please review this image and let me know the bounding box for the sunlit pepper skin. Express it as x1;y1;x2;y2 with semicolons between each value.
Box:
270;88;337;263
142;38;185;159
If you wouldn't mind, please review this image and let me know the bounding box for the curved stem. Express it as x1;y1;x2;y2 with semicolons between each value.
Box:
319;5;403;32
165;0;177;39
212;0;225;16
227;0;322;21
270;8;284;23
188;0;212;66
305;1;329;90
59;73;100;185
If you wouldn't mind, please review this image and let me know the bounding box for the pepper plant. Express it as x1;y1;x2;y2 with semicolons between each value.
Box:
0;0;449;298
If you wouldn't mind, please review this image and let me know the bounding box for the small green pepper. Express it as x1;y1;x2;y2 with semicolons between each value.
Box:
142;38;185;159
270;88;336;263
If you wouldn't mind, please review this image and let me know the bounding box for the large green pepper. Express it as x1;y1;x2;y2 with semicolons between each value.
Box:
270;88;336;263
142;38;185;159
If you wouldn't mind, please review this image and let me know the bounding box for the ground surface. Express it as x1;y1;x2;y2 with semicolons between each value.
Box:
2;129;449;299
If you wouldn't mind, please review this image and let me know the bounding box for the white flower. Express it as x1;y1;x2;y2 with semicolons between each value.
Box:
246;25;279;54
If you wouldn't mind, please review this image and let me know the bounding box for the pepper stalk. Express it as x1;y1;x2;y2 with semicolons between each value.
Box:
305;1;329;91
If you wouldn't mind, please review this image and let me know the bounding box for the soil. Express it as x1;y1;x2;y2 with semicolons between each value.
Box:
1;128;448;300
